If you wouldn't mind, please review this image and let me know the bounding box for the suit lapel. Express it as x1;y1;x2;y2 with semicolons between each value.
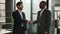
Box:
40;9;46;18
16;10;25;19
22;12;25;19
16;10;22;19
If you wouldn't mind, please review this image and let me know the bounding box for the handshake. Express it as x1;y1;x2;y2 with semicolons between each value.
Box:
27;20;33;24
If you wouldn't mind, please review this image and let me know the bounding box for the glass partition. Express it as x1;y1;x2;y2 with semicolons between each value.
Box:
22;0;31;20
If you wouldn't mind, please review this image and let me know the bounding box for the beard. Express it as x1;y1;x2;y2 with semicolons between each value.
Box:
40;6;45;9
40;7;43;9
19;8;23;10
20;8;23;10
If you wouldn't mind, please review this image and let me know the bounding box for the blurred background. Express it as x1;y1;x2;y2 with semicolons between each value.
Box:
0;0;60;34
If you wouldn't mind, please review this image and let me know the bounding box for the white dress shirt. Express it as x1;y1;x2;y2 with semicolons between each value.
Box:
18;9;24;27
18;9;23;19
40;8;46;17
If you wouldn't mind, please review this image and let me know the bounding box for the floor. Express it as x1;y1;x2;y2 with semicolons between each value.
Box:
0;23;60;34
0;29;12;34
0;28;58;34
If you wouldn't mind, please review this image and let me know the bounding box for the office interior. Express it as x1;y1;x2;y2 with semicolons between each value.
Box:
0;0;60;34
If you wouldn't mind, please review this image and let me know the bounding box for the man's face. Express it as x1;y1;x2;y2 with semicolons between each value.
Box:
39;2;46;9
18;3;23;10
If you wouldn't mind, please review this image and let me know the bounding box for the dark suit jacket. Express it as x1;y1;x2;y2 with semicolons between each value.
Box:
34;9;51;34
12;10;27;34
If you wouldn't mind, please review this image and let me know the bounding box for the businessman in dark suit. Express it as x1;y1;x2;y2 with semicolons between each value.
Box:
12;2;31;34
33;1;51;34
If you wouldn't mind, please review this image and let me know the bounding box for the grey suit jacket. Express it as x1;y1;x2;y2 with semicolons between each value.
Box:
34;9;51;34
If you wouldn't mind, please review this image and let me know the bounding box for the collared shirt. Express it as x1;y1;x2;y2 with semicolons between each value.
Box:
18;9;23;19
18;9;24;27
40;8;46;17
38;8;46;27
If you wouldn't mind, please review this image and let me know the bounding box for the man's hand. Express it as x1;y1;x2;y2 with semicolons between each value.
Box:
25;31;27;34
28;20;32;24
44;31;48;34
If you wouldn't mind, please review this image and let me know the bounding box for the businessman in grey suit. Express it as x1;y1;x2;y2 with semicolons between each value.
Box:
33;1;51;34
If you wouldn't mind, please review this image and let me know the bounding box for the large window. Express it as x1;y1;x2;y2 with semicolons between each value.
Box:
49;0;52;10
19;0;46;20
0;0;5;32
32;0;46;21
54;6;60;19
0;0;5;22
15;0;54;34
22;0;31;20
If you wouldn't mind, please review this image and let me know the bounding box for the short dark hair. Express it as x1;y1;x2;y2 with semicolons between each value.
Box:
40;1;47;5
16;2;23;7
